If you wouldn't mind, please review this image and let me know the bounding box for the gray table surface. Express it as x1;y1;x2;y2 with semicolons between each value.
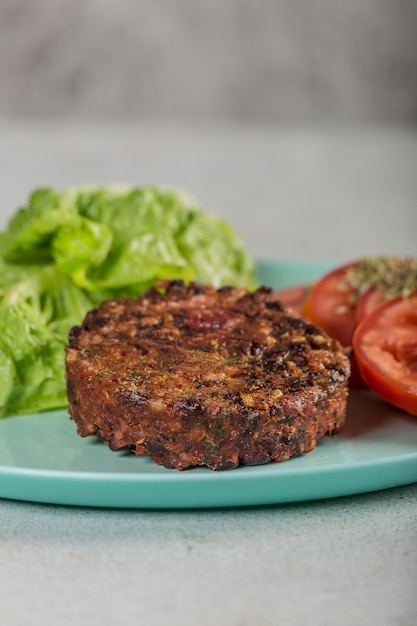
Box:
0;121;416;626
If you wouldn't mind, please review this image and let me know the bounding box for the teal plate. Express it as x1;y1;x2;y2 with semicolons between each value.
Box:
0;259;416;509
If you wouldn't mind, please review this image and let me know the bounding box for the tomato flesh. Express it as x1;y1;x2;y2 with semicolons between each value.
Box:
353;294;417;416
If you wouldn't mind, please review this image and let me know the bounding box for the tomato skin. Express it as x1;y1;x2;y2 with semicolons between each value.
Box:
274;285;310;315
355;287;386;325
300;261;368;388
301;262;357;347
353;294;417;416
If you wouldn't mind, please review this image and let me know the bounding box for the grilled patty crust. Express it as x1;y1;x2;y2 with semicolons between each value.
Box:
65;280;350;470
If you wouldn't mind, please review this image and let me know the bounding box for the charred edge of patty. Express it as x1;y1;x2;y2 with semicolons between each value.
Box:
67;382;348;470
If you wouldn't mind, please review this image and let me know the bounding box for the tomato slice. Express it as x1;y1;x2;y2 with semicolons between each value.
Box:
301;262;367;389
274;285;310;315
353;294;417;416
301;262;357;347
355;287;386;325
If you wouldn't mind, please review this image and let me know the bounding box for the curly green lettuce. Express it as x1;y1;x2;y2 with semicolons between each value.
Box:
0;185;255;416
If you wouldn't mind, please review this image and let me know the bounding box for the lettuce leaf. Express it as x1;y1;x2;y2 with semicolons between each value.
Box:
4;188;76;264
0;185;255;416
0;262;96;416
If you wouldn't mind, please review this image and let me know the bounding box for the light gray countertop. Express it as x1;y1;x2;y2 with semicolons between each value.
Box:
0;122;416;626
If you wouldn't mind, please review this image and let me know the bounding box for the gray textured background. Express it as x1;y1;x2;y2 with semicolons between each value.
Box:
1;0;416;123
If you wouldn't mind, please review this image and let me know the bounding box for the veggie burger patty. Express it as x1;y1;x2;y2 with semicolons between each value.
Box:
65;280;350;470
